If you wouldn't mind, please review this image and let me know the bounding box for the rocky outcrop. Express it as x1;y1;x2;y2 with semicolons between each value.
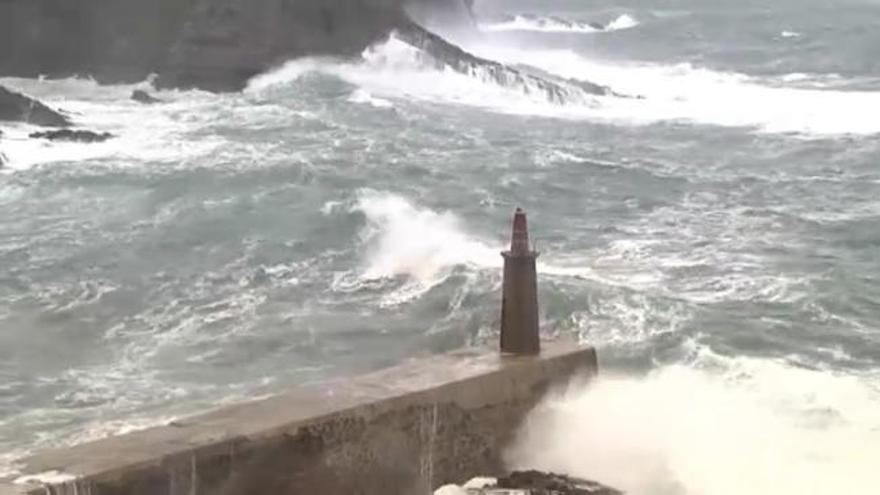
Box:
0;0;475;91
29;129;115;143
0;85;71;127
439;471;623;495
395;24;612;104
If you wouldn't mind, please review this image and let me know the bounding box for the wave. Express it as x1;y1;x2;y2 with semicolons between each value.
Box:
460;44;880;136
249;29;880;136
350;189;500;285
347;88;394;108
338;190;499;306
247;32;611;112
338;190;620;305
506;344;880;495
605;14;640;31
479;14;639;34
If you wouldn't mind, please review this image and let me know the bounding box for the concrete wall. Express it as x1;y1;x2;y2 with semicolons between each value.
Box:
2;342;597;495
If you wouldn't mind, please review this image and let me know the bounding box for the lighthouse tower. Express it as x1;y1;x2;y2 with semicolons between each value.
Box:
500;208;540;355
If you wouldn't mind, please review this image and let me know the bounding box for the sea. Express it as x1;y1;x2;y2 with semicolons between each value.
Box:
1;0;880;492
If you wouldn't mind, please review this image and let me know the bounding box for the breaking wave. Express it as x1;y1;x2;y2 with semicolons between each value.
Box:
507;344;880;495
350;189;500;285
248;31;610;110
479;14;639;34
336;190;607;305
249;29;880;136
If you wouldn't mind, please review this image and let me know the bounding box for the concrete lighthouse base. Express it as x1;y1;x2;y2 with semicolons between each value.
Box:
1;342;597;495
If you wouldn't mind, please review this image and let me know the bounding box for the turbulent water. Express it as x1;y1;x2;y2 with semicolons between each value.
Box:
2;0;880;491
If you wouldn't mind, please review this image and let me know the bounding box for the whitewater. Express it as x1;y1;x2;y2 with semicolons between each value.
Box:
3;0;880;493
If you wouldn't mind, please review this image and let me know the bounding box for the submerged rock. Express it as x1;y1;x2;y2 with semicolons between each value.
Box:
0;85;72;127
29;129;115;143
131;89;162;104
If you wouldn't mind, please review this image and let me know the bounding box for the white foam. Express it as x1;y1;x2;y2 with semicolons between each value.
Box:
0;77;228;172
781;30;802;38
249;35;880;137
479;14;638;34
348;88;394;108
507;348;880;495
465;44;880;136
480;15;601;34
14;470;77;486
351;190;500;285
606;14;640;31
248;36;589;112
434;485;469;495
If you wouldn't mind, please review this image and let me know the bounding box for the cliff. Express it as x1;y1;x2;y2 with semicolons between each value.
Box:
0;0;473;91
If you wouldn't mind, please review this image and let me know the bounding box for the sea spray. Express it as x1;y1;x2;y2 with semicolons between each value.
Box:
506;350;880;495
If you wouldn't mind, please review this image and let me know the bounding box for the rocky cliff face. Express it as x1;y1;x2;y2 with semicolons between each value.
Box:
0;0;196;83
0;0;473;91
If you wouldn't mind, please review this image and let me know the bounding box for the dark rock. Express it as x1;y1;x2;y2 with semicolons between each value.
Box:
495;470;624;495
0;0;475;92
395;23;613;104
29;129;115;143
0;85;72;127
131;89;162;104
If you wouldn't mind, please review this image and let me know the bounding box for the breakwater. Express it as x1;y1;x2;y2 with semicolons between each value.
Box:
1;343;597;495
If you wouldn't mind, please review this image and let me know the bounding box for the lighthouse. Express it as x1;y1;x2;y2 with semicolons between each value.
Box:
500;208;540;355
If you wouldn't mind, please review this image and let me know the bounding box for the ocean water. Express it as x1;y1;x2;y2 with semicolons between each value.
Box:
2;0;880;492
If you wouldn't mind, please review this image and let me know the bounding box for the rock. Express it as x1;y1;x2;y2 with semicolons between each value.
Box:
29;129;115;143
131;89;162;104
395;23;613;104
0;0;476;92
442;471;623;495
0;85;72;127
495;471;624;495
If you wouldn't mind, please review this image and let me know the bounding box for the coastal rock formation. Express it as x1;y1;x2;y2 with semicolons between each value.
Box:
0;85;72;127
29;129;115;143
396;24;612;103
0;0;476;91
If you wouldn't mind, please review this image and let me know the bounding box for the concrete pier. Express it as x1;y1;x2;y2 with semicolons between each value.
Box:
1;343;597;495
1;210;598;495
